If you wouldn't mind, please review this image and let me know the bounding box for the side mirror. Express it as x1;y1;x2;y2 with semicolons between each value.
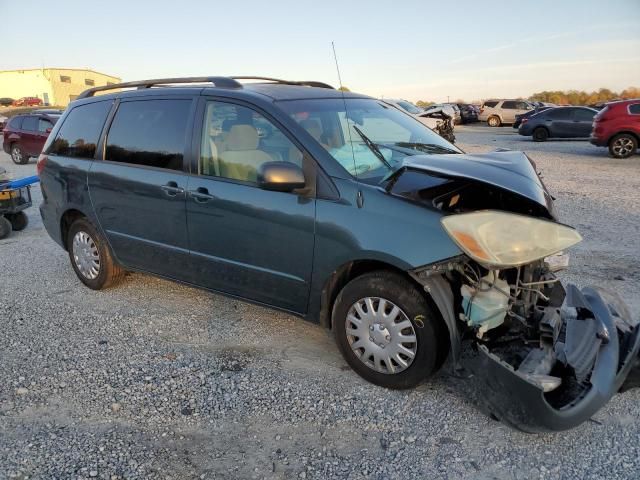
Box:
46;128;52;133
257;161;306;192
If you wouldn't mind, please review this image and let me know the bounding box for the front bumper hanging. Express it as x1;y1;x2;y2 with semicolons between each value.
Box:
462;284;640;433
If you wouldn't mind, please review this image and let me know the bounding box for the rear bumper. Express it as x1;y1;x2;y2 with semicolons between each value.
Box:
590;135;607;146
462;284;640;433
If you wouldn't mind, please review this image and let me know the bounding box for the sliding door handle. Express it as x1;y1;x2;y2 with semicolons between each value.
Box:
189;187;216;202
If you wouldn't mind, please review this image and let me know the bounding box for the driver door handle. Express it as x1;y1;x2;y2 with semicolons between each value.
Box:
189;187;216;202
161;181;185;196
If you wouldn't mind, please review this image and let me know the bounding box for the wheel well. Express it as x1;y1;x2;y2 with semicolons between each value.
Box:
60;209;86;250
319;260;431;330
534;125;549;133
608;131;640;145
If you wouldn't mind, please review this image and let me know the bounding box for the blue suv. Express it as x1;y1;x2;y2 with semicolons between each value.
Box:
37;77;639;432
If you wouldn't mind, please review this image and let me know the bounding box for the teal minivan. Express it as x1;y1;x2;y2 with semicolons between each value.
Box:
38;77;639;432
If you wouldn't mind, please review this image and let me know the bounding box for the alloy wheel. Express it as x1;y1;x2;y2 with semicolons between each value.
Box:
345;297;417;374
72;231;100;280
613;137;635;157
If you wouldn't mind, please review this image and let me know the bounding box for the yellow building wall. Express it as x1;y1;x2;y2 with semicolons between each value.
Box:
0;69;121;106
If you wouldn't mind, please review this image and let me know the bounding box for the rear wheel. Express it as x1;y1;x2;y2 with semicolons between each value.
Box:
487;116;501;127
533;127;549;142
67;217;125;289
6;211;28;231
609;134;637;159
333;271;443;389
0;216;12;239
10;144;28;165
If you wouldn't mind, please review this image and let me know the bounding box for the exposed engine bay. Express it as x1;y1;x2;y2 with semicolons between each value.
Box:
395;150;640;432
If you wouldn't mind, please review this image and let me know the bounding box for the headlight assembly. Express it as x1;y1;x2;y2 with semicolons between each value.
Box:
441;210;582;268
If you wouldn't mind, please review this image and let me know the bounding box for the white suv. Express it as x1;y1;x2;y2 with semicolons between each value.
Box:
479;99;534;127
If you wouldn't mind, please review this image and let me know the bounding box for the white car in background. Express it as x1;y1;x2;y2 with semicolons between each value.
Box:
381;99;456;143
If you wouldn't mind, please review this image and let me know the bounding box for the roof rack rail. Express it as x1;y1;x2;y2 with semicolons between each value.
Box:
231;76;335;89
77;76;243;99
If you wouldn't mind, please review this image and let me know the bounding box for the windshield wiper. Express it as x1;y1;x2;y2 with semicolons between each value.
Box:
394;142;459;154
352;125;393;170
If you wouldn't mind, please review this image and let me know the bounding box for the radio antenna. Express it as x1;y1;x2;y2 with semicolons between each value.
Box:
331;41;344;89
331;41;357;177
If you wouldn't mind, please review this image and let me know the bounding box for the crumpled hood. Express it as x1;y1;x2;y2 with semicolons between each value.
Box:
393;150;555;216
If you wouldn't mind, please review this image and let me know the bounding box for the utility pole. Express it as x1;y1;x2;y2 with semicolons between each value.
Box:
447;95;450;103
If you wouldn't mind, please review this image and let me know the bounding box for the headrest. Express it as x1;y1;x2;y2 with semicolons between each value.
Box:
300;118;323;140
226;124;259;150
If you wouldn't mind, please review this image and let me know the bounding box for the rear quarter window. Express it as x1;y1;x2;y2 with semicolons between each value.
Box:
629;104;640;115
48;100;113;159
483;101;498;108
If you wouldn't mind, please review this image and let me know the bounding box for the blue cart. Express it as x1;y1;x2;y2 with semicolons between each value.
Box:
0;174;39;239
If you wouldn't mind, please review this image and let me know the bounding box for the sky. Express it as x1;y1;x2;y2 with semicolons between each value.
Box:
2;0;639;103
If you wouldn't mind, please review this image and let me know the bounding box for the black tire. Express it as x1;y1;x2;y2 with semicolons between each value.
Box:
487;116;501;127
6;211;28;231
533;127;549;142
67;217;125;289
608;133;638;159
333;270;444;389
0;216;12;240
10;144;29;165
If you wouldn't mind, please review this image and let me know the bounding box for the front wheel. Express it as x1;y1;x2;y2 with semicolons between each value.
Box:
6;211;28;231
10;144;28;165
67;217;125;289
609;134;637;159
333;271;444;389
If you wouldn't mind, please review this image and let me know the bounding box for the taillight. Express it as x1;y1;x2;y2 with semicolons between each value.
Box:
36;154;48;176
521;118;528;125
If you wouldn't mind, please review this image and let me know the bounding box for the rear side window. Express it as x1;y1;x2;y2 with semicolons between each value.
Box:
38;118;54;132
105;99;190;171
629;104;640;115
574;109;595;121
483;101;498;108
545;109;571;120
22;116;38;131
8;116;24;129
48;101;112;159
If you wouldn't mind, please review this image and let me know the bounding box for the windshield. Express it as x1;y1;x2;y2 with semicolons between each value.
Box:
278;98;462;183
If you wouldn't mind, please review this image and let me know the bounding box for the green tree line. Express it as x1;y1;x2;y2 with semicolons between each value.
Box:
529;87;639;105
413;87;639;107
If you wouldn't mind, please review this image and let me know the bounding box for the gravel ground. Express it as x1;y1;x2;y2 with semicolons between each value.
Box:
1;125;639;480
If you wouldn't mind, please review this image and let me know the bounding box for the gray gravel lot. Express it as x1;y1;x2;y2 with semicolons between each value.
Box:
1;125;639;479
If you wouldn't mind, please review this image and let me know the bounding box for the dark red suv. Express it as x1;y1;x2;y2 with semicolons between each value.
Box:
590;99;640;158
2;113;60;164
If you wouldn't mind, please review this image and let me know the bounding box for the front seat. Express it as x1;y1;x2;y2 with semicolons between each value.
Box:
219;124;273;182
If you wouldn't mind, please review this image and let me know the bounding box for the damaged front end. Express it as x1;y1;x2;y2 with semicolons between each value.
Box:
413;258;640;433
395;151;640;432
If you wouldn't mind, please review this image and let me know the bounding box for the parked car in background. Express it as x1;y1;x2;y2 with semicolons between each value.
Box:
479;99;534;126
31;108;65;115
381;99;454;142
2;112;61;164
36;76;640;432
453;103;478;123
0;97;14;107
513;106;552;129
518;106;597;141
590;99;640;158
0;115;7;132
12;97;43;107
